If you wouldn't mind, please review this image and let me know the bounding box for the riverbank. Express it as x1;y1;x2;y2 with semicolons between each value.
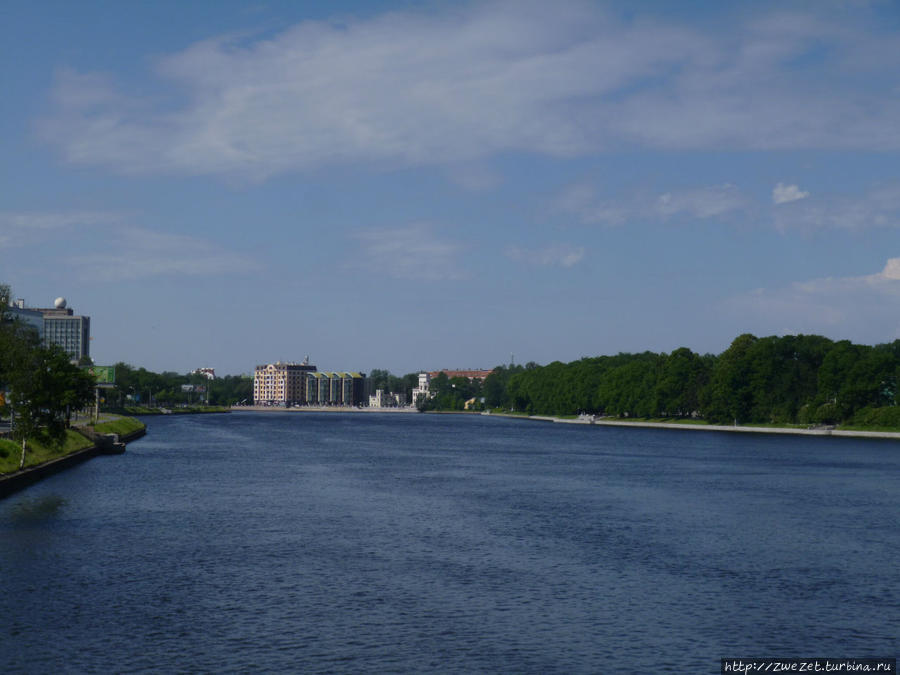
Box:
108;405;229;416
484;412;900;439
234;405;418;413
0;418;146;499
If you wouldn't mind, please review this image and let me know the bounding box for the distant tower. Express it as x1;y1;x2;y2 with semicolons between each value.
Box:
510;353;515;367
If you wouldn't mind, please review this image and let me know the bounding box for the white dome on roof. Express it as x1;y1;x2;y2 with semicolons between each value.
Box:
54;297;67;309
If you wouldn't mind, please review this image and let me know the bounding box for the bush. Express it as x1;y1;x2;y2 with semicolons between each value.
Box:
850;406;900;429
814;402;840;424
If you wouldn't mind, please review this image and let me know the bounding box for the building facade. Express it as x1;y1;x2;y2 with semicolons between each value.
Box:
253;360;367;407
6;301;44;338
253;361;318;405
10;297;91;362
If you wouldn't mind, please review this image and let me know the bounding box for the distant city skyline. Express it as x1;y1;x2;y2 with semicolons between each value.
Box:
3;1;900;375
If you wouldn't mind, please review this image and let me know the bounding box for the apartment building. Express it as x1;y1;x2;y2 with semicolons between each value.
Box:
253;360;367;406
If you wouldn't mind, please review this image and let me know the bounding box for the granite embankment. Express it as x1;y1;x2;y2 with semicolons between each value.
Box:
511;414;900;439
0;422;146;499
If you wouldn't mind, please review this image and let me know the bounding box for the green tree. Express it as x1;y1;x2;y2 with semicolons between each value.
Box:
6;344;95;469
655;347;710;417
702;334;757;424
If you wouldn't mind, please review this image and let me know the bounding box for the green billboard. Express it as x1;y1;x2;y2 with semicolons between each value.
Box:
84;365;116;384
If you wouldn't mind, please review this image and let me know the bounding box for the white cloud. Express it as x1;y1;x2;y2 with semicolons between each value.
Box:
554;183;631;226
724;258;900;341
656;184;745;219
0;211;123;249
557;182;746;226
880;257;900;280
505;243;585;268
773;182;900;231
352;224;464;281
772;182;810;204
0;211;256;280
36;2;900;178
70;227;258;281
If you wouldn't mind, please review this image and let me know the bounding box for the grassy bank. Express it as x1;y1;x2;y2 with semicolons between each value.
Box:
591;416;898;432
0;415;146;476
91;417;146;436
0;430;94;475
107;405;229;415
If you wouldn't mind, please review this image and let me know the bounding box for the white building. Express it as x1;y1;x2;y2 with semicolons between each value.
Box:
411;372;430;407
368;389;407;408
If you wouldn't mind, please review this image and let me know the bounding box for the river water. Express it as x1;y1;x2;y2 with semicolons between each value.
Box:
1;412;897;673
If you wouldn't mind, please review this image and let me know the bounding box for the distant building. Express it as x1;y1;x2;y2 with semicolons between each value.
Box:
411;372;431;407
253;358;366;406
369;389;406;408
191;368;216;380
412;369;494;406
6;300;44;338
428;369;494;382
253;361;317;405
12;297;91;362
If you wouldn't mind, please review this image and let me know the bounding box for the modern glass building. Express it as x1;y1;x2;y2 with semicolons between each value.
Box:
10;297;91;362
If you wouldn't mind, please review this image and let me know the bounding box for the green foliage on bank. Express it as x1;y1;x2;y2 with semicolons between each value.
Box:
2;283;97;470
91;417;146;436
107;405;229;416
107;363;252;409
0;430;93;475
422;334;900;429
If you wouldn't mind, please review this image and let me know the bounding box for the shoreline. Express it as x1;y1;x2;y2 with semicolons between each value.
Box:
0;425;146;499
233;406;900;438
233;405;419;414
486;412;900;439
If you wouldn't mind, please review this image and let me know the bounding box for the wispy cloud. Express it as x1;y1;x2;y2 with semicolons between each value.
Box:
724;257;900;341
0;211;256;280
557;183;746;226
773;182;900;231
352;224;464;281
772;182;810;204
656;184;746;219
0;211;123;248
37;2;900;179
505;243;585;268
70;227;259;281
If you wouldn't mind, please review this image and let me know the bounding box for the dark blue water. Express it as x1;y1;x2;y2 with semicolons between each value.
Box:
1;413;897;673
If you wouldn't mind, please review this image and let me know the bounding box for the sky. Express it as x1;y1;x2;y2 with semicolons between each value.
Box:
2;0;900;376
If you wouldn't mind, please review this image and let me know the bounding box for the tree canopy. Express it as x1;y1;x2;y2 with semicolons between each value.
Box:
421;334;900;427
1;284;96;468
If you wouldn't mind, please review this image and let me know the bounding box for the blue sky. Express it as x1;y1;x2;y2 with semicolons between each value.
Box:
3;0;900;376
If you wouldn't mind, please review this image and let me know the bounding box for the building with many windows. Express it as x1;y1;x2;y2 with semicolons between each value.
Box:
253;361;317;405
9;297;91;362
253;359;367;406
6;300;44;338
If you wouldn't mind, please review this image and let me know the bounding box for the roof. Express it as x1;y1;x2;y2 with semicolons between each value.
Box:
428;369;494;380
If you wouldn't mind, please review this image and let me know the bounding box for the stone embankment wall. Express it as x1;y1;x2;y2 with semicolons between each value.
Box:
0;426;146;500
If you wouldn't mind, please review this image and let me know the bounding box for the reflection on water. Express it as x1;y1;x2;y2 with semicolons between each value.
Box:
7;494;67;525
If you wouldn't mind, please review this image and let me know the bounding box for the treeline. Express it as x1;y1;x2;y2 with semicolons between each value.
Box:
480;334;900;426
110;363;252;408
1;285;96;468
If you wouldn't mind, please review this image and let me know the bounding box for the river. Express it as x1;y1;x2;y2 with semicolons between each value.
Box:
1;412;897;673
